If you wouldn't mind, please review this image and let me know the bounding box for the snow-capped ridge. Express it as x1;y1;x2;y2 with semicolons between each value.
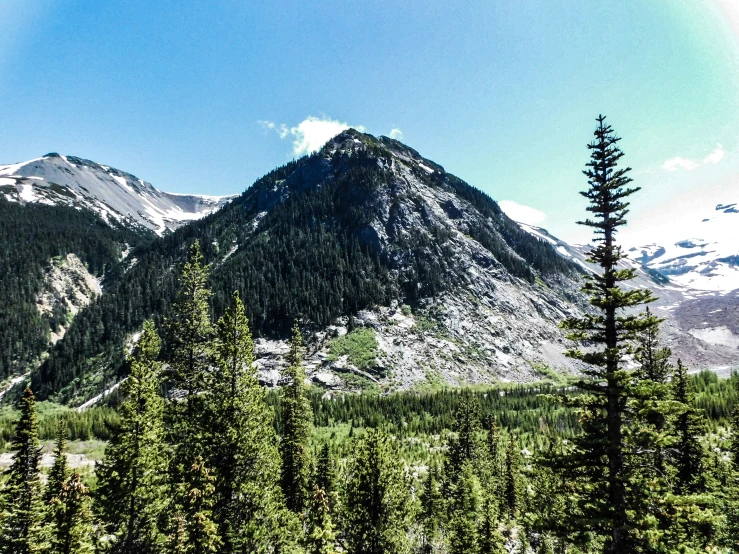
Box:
0;154;237;235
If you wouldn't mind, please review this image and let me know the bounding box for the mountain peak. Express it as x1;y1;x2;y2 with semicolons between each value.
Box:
0;154;235;235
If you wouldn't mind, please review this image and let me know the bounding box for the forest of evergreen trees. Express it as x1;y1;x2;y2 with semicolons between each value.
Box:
0;199;146;381
2;118;739;553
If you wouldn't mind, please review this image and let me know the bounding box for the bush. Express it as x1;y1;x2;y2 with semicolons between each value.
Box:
328;328;379;372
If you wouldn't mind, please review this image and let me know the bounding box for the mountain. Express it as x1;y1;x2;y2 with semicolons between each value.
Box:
517;222;739;373
29;129;590;404
0;154;235;384
629;202;739;293
0;153;235;235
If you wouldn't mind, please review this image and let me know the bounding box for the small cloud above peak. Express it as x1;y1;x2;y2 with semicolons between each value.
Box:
259;116;365;157
389;128;403;140
499;200;547;226
662;157;700;172
703;144;725;165
661;144;725;172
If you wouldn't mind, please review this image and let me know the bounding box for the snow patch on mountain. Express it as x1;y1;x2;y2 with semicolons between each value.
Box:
627;201;739;293
0;154;236;235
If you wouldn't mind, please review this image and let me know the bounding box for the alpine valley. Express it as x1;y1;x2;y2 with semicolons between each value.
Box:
2;130;738;406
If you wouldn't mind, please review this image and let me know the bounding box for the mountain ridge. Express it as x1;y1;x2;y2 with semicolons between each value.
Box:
0;153;236;235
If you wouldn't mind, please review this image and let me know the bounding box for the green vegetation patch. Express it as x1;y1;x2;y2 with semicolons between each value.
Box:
328;327;379;372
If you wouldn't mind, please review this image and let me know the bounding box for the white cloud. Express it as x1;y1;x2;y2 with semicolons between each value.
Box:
260;116;365;156
499;200;547;226
389;128;403;140
661;144;725;172
703;144;725;165
662;157;700;172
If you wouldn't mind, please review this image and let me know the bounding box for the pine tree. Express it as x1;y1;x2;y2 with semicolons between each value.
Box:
305;487;338;554
205;291;297;552
633;307;671;384
673;359;705;494
630;307;675;480
504;435;521;520
178;456;221;554
96;320;168;553
551;115;659;552
280;320;313;515
445;392;482;486
448;461;481;554
51;473;94;554
314;443;337;511
45;418;70;526
344;430;412;554
478;495;506;554
167;240;214;469
484;415;502;487
420;466;444;552
536;535;555;554
165;513;188;554
0;388;44;554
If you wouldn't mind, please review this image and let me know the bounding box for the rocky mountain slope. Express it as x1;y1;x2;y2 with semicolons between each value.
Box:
0;153;235;235
0;153;235;386
29;129;590;404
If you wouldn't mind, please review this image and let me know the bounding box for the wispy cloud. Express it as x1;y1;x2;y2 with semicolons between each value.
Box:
389;128;403;140
703;144;725;165
661;157;700;172
661;144;725;172
499;200;547;226
259;116;364;156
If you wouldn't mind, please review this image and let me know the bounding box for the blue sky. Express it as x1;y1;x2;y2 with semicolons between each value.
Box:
1;0;738;243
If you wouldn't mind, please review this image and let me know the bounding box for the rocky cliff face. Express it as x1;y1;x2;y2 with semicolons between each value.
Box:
0;153;235;235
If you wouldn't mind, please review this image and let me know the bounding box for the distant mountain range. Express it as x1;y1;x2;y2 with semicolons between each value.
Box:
0;153;235;235
1;131;737;407
629;201;739;293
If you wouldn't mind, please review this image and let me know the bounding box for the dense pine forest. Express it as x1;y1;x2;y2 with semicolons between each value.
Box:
3;117;739;553
0;200;148;380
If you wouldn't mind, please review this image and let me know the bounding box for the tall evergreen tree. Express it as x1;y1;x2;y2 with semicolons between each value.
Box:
420;466;444;552
448;461;481;554
314;443;337;511
0;388;44;554
280;321;313;515
205;291;297;552
167;239;214;467
484;415;502;488
344;430;412;554
445;392;482;486
673;359;705;494
177;456;221;554
551;115;659;553
96;320;168;554
45;418;70;548
478;495;506;554
51;473;94;554
45;419;69;510
504;435;522;520
305;487;339;554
